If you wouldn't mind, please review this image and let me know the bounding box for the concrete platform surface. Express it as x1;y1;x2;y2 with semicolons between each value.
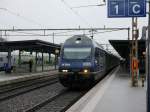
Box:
0;70;58;86
67;67;146;112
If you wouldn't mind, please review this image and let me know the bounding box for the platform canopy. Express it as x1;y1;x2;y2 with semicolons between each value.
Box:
0;40;61;54
109;40;145;60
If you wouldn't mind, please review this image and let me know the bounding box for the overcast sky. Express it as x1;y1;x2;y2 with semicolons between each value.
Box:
0;0;148;47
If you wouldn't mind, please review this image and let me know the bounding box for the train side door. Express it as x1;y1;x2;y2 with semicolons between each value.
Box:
100;51;105;72
95;48;105;72
95;48;100;71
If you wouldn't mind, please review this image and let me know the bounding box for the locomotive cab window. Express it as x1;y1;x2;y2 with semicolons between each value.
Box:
63;47;91;59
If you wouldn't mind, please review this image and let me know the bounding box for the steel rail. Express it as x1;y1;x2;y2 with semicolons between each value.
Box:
24;90;67;112
0;76;58;101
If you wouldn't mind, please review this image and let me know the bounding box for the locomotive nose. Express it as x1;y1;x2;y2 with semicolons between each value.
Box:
60;61;92;76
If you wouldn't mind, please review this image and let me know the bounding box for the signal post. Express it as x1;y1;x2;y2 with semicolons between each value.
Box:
131;17;139;86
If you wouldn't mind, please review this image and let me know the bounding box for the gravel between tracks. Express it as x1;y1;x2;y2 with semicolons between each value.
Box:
0;77;58;101
0;83;65;112
36;91;84;112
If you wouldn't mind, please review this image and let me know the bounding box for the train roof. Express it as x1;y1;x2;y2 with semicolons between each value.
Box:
64;35;92;46
64;35;104;49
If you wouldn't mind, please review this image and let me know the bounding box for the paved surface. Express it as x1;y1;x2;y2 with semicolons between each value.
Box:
67;67;146;112
0;70;58;86
93;74;146;112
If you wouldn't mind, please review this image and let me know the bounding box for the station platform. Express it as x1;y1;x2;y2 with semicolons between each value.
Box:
67;66;146;112
0;70;58;86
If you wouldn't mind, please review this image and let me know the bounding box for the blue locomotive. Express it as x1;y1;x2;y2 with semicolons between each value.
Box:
58;35;120;88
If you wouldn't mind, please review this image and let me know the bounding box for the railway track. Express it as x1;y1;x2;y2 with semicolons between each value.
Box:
0;73;57;93
0;70;115;112
0;74;58;101
0;79;86;112
0;69;117;112
25;89;86;112
0;82;65;112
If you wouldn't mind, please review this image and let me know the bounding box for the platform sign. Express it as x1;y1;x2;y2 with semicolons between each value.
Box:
108;0;146;18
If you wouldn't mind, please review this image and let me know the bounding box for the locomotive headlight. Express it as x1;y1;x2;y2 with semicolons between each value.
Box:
62;69;68;72
83;69;88;73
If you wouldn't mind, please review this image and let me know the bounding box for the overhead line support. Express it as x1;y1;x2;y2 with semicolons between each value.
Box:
0;27;129;32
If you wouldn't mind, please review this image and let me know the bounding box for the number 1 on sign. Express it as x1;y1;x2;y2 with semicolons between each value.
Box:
114;5;119;14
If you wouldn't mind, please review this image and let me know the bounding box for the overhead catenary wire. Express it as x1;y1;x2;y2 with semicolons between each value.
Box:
93;29;124;34
2;28;126;37
4;28;79;37
0;27;129;31
48;30;77;35
72;4;106;9
0;8;44;27
11;31;41;35
60;0;92;27
0;27;129;41
9;30;78;36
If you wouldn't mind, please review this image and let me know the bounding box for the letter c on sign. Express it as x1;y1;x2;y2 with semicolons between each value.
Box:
132;4;140;14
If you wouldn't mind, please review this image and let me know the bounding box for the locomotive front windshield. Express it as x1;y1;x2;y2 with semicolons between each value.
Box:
63;47;91;59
